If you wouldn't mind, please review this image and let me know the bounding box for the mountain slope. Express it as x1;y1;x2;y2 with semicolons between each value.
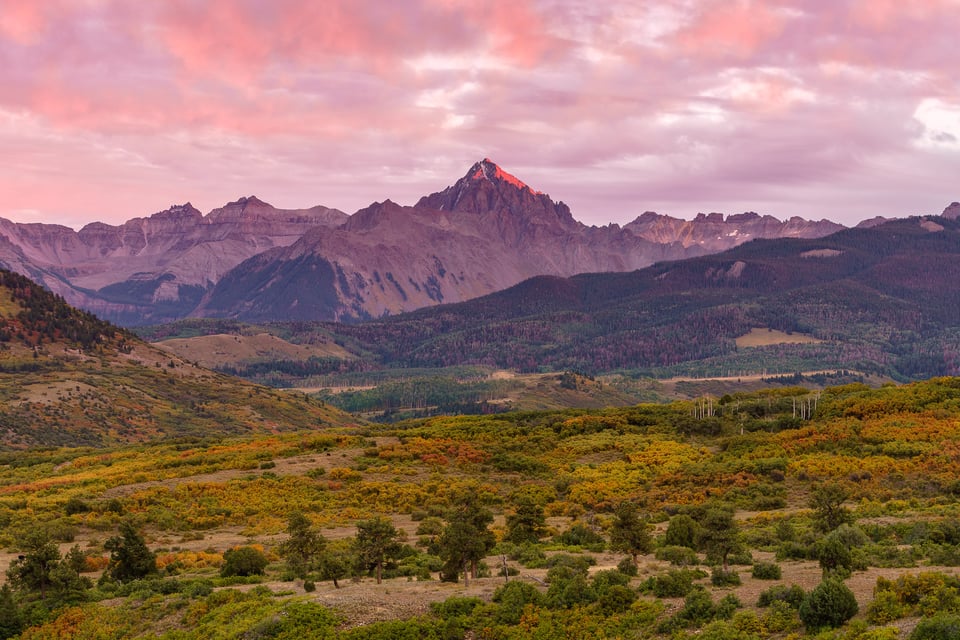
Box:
293;215;960;380
0;198;348;325
0;269;356;449
194;160;842;322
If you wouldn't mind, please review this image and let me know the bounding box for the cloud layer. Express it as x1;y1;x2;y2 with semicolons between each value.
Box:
1;0;958;227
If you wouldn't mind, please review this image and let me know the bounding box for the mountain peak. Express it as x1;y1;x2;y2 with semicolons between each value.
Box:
415;159;574;225
467;158;543;195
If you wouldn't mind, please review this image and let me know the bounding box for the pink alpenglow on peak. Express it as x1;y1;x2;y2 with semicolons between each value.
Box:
470;158;543;195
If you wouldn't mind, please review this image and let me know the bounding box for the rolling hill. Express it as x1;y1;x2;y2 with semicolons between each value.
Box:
0;269;357;448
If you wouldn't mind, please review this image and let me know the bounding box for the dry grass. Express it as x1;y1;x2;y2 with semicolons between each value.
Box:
735;328;823;348
154;333;352;369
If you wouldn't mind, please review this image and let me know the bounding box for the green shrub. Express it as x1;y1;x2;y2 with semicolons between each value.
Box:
617;557;638;576
555;523;606;551
492;581;544;625
762;600;801;633
757;584;805;609
509;542;547;568
677;587;717;627
590;569;631;596
303;580;316;592
183;580;213;598
711;568;741;587
910;613;960;640
598;585;637;615
664;514;700;549
546;574;596;609
776;541;811;561
715;594;742;619
751;562;781;580
799;579;858;631
647;569;701;598
656;545;700;566
64;497;91;516
220;546;269;578
430;596;483;620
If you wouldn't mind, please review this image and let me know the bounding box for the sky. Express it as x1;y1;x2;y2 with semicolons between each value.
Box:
1;0;959;229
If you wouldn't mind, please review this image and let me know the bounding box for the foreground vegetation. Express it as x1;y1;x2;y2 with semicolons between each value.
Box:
3;378;960;637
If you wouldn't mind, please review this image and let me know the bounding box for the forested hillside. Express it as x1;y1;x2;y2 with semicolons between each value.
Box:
162;216;955;379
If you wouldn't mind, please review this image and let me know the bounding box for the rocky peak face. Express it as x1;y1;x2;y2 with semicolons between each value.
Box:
624;210;844;250
942;202;960;220
416;158;579;231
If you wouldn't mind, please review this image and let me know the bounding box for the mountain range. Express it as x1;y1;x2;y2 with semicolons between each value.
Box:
0;159;842;325
146;212;960;391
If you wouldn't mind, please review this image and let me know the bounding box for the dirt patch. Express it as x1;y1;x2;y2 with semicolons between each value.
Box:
16;380;98;405
100;448;369;499
154;333;352;369
735;328;823;348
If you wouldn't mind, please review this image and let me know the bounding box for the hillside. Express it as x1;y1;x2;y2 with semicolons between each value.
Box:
5;378;960;637
309;215;960;380
0;269;357;448
140;214;960;418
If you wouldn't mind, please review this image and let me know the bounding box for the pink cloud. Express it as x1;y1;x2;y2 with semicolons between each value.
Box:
671;0;787;60
0;0;958;230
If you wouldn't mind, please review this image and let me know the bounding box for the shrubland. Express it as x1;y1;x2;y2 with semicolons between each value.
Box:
3;378;960;637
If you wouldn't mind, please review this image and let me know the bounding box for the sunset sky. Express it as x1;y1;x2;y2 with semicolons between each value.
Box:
1;0;958;228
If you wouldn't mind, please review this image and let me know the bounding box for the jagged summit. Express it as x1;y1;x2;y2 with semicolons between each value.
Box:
415;159;577;230
468;158;543;194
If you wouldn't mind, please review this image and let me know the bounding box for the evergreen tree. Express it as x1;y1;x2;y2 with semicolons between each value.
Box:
664;514;700;549
439;487;495;583
279;512;325;579
810;483;852;533
609;502;653;567
696;504;742;571
504;496;547;545
355;517;404;584
317;541;352;589
220;546;269;577
799;579;858;630
6;530;61;600
0;584;22;639
49;545;92;604
104;521;157;583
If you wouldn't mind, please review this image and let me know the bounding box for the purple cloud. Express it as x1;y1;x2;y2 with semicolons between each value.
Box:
0;0;957;228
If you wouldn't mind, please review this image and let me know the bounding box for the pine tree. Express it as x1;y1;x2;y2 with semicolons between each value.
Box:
609;503;652;567
104;521;157;583
696;504;742;571
504;496;547;545
6;530;61;600
355;517;403;584
279;512;325;579
0;584;22;639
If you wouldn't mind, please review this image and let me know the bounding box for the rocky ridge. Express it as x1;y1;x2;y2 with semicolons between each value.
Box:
0;159;919;325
